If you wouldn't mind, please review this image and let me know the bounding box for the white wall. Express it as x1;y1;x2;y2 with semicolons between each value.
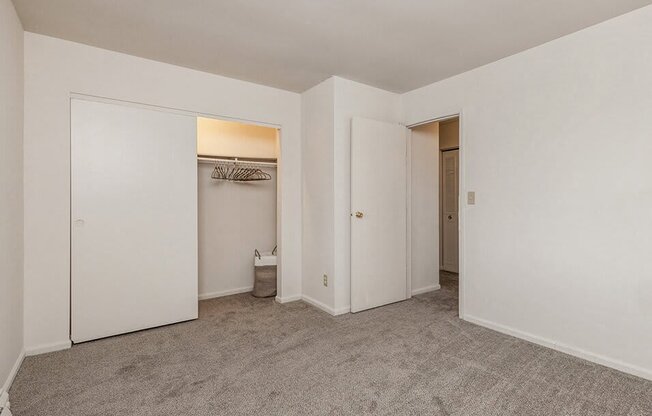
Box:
410;123;440;294
23;33;302;353
402;6;652;379
332;77;401;313
0;0;24;396
198;164;277;299
301;78;335;309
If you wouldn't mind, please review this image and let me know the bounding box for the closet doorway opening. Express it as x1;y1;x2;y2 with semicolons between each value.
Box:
408;115;460;315
196;117;280;301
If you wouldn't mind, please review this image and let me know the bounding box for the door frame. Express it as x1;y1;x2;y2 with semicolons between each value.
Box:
406;111;465;319
69;93;285;339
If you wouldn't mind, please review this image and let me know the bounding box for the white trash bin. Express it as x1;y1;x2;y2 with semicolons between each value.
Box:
253;247;277;298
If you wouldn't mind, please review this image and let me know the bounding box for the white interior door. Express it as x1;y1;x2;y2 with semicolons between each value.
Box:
441;149;459;273
351;117;408;313
71;99;198;343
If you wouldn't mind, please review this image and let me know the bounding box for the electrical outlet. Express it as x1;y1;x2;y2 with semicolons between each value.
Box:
323;274;328;287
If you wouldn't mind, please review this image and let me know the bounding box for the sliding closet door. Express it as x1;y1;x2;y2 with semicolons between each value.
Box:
71;99;198;343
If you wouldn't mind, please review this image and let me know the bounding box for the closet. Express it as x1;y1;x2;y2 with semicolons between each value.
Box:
71;99;278;343
196;117;278;300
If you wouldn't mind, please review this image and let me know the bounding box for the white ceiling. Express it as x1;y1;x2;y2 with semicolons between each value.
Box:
12;0;652;93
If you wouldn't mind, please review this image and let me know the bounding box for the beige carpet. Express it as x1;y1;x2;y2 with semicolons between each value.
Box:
10;273;652;415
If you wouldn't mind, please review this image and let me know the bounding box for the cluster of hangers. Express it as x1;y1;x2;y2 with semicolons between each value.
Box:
198;156;274;182
211;163;272;182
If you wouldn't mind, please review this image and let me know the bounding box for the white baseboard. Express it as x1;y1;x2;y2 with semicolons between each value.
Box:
198;286;253;301
463;314;652;381
300;295;350;316
412;284;441;295
1;349;25;397
333;305;350;315
301;295;336;315
25;340;71;356
275;294;302;304
275;294;349;316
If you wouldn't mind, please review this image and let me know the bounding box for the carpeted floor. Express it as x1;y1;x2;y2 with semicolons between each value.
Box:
10;272;652;415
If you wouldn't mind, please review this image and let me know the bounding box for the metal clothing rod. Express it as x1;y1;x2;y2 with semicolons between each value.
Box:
197;155;277;167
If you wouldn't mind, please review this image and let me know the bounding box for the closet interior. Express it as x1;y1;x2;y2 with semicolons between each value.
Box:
196;117;279;301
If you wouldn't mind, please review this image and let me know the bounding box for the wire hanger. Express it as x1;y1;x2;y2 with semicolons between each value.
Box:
211;158;272;182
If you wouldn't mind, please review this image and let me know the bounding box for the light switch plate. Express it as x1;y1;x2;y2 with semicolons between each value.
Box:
467;191;476;205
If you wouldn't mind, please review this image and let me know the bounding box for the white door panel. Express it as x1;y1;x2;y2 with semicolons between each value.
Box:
71;99;198;343
351;117;408;313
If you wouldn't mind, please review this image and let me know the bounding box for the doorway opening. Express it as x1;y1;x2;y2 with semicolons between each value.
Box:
408;115;460;314
196;117;280;301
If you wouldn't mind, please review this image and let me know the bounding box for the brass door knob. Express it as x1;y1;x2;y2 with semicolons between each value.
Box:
355;211;364;218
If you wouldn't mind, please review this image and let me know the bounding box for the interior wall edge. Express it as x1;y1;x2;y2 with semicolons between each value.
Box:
300;76;336;310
